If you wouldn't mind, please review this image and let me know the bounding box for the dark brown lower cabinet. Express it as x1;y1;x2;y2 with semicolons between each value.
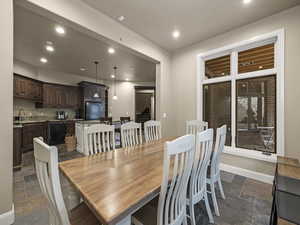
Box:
21;122;47;152
13;126;22;171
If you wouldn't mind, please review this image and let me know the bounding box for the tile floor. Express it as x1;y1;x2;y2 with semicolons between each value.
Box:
13;148;273;225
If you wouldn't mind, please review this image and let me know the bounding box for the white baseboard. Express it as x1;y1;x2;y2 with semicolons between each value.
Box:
220;163;274;184
0;205;15;225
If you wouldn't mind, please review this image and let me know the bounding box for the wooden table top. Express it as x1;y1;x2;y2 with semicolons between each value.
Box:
59;137;175;225
278;218;297;225
277;164;300;180
277;156;300;167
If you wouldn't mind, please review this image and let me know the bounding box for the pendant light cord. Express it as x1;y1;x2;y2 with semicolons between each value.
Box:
95;61;99;83
113;66;117;96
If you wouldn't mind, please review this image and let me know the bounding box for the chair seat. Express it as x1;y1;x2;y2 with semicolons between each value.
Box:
70;202;100;225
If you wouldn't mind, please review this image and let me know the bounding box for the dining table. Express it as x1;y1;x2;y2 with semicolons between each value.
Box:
59;137;176;225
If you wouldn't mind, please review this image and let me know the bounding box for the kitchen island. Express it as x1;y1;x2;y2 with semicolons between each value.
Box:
75;120;121;154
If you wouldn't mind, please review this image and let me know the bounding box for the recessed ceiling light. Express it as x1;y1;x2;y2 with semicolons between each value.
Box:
118;16;125;21
45;45;54;52
108;47;115;54
40;57;48;63
80;67;86;71
243;0;252;4
172;30;180;39
55;26;65;35
125;78;129;81
111;74;115;78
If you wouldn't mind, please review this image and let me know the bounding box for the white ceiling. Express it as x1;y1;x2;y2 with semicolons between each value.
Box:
82;0;300;51
14;6;157;82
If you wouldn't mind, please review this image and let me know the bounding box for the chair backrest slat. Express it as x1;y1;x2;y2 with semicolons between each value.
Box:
189;129;214;197
121;122;142;148
211;125;227;176
33;137;70;225
144;120;162;143
186;120;208;135
84;124;115;155
157;135;195;225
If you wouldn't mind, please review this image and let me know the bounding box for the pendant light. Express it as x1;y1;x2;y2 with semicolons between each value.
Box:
93;61;100;98
112;66;118;100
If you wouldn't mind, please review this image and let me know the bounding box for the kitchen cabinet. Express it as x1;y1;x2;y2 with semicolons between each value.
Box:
78;81;108;119
42;83;79;108
14;74;80;109
14;74;42;102
21;122;47;152
13;126;22;171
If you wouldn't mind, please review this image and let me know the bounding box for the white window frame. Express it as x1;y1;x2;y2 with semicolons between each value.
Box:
196;29;285;163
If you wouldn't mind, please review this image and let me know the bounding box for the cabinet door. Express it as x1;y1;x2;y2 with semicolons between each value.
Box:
22;125;35;152
13;127;22;170
43;84;57;107
31;81;42;102
60;87;67;107
26;80;35;99
14;76;27;98
14;75;43;102
22;123;46;152
67;87;79;108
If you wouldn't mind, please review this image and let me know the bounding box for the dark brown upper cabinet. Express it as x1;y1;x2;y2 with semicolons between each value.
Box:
78;81;109;118
42;83;79;108
79;81;107;101
14;74;42;102
14;74;82;109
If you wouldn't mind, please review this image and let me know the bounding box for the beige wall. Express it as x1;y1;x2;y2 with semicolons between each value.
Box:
103;80;155;121
0;0;13;216
171;6;300;174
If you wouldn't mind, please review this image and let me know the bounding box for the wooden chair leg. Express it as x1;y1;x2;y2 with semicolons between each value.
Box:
211;181;220;216
183;215;188;225
189;203;196;225
204;191;214;223
217;177;225;200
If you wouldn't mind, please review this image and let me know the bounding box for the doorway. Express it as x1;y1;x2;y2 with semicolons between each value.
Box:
135;86;155;124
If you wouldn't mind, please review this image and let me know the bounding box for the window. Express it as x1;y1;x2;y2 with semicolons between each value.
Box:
238;43;275;74
205;55;231;79
236;76;276;153
198;30;284;158
203;82;232;146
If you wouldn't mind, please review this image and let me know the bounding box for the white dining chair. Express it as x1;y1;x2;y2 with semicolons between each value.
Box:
121;121;142;148
186;120;208;135
133;135;195;225
187;128;214;224
33;137;99;225
207;125;227;216
144;120;162;143
84;124;115;156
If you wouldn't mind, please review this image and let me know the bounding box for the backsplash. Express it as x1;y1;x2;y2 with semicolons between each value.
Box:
13;98;76;121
